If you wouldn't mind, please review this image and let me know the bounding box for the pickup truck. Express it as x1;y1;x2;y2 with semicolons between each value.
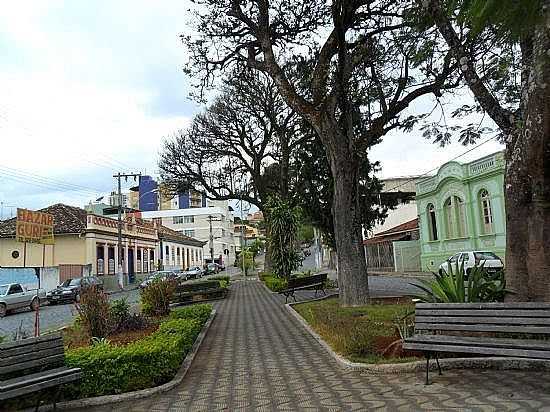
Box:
0;283;46;317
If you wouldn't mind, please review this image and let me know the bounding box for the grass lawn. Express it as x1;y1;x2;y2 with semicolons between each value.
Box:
293;296;420;364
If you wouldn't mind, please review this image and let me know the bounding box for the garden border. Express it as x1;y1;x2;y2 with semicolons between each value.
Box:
49;309;217;410
286;295;550;374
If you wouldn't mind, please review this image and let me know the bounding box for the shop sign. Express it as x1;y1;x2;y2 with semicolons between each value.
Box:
16;208;55;244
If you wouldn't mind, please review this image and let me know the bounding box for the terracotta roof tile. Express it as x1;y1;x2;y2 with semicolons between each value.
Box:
0;203;87;237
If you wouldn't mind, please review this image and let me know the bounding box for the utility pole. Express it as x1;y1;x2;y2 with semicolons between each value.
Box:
113;172;141;289
206;214;221;264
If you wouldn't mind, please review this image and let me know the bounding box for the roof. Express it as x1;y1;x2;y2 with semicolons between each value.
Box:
157;225;205;247
363;218;418;245
0;203;88;238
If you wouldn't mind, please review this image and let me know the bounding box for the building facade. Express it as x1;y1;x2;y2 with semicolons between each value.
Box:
157;225;205;271
415;151;506;271
141;200;236;266
0;203;203;289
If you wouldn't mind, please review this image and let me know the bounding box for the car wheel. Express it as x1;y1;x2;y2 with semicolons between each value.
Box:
30;297;40;311
0;304;6;318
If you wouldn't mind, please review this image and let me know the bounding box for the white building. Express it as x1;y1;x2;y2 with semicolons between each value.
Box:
141;200;236;266
157;224;206;271
366;176;424;237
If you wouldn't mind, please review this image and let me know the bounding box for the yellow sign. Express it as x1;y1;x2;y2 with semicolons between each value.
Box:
16;208;55;245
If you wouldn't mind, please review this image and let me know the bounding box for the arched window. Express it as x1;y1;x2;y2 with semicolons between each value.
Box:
479;189;493;234
427;203;438;241
444;196;467;238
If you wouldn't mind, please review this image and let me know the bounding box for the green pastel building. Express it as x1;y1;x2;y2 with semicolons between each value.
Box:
415;151;506;271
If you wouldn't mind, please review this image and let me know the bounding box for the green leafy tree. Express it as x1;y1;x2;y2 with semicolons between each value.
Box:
421;0;550;301
237;248;256;277
267;196;303;279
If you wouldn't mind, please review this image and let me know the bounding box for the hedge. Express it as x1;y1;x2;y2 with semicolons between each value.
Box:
64;304;212;399
263;276;287;292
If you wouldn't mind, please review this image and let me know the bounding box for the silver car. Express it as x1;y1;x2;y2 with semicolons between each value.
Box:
0;283;46;317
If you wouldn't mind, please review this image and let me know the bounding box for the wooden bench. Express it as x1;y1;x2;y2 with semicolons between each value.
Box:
0;333;81;410
173;280;228;304
279;273;328;303
403;303;550;385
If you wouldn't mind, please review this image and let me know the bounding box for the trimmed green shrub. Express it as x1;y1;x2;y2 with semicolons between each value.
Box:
169;304;213;325
64;307;211;399
263;276;287;292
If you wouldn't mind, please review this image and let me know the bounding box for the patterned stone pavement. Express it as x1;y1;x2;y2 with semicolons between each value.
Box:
83;281;550;411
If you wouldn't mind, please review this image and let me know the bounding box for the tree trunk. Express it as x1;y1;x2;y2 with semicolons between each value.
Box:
524;11;550;301
504;139;530;301
318;123;369;306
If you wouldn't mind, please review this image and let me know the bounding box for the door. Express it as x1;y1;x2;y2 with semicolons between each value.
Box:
128;249;135;283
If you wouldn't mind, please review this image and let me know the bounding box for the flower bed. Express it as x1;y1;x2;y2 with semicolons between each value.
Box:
63;304;212;399
293;297;419;364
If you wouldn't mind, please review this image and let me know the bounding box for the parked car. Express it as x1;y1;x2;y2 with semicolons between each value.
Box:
47;276;104;304
439;251;504;277
182;266;204;279
0;283;46;317
205;263;219;275
139;271;178;289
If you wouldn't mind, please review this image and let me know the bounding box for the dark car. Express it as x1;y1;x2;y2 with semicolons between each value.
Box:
139;271;178;289
47;276;104;304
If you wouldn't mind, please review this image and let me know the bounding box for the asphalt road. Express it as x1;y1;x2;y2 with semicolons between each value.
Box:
0;269;238;339
0;288;141;339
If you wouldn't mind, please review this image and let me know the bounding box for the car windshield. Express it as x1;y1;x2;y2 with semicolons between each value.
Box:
475;251;500;260
0;285;8;295
69;279;82;286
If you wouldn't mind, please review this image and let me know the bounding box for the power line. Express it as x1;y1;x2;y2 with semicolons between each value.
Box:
0;164;105;194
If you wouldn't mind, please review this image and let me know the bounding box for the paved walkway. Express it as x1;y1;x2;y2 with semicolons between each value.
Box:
85;281;550;411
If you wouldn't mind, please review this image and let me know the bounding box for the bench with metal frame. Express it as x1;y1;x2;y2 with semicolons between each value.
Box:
403;302;550;385
279;273;328;303
173;280;228;304
0;333;81;411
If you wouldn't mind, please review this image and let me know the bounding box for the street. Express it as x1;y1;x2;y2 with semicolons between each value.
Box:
0;288;141;339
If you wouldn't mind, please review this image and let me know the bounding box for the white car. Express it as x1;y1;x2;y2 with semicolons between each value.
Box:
439;251;504;277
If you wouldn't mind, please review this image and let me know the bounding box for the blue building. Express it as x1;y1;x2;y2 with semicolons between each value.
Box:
137;176;207;212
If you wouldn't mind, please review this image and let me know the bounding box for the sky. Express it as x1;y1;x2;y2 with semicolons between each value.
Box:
0;1;504;217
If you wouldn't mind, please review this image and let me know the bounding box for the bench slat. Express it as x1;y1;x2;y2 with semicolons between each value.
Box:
0;371;81;401
416;309;550;318
406;334;550;351
0;354;65;375
402;342;550;359
416;303;550;309
1;338;63;359
415;322;550;334
0;333;62;351
2;346;64;367
0;367;81;392
415;316;550;325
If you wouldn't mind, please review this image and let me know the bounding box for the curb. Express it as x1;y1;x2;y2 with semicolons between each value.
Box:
50;309;217;410
285;298;550;374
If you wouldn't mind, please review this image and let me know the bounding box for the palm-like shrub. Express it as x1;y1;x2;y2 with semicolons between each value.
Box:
267;196;303;279
412;263;508;303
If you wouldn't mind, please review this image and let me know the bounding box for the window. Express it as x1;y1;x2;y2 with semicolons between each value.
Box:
184;215;194;223
444;196;467;238
184;229;195;237
427;204;438;241
165;245;169;256
8;284;23;294
479;189;494;234
173;216;184;225
222;229;226;237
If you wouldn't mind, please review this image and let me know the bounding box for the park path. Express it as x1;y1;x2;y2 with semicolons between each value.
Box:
85;280;550;411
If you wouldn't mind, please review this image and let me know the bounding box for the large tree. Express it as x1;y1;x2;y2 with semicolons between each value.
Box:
183;0;457;305
421;0;550;301
159;68;301;211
